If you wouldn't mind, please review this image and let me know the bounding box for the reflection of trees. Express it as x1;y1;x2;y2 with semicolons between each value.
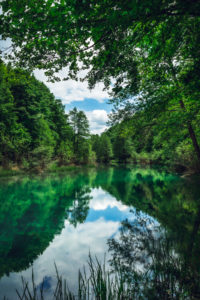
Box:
108;213;200;299
0;171;94;278
66;186;92;227
100;168;200;277
0;176;72;277
1;165;200;295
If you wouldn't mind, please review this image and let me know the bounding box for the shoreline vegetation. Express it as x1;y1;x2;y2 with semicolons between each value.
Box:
0;159;196;179
0;161;192;179
0;61;199;176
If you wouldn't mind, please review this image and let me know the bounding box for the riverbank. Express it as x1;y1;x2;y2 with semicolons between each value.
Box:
0;159;198;179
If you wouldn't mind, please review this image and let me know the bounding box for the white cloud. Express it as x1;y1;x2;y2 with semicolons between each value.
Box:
85;110;109;134
89;188;129;211
1;40;110;105
34;69;109;104
0;38;12;60
0;218;119;298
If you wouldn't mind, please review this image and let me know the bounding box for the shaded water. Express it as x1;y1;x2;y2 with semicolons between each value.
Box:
0;166;200;298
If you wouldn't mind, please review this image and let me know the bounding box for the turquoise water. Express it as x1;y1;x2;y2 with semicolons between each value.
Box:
0;167;200;298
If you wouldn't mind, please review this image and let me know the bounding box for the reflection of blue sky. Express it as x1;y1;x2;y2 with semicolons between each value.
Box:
0;188;138;299
86;187;133;222
37;276;52;292
86;206;132;222
89;188;128;211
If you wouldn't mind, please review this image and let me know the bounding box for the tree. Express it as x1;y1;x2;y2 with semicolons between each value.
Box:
30;115;55;169
113;136;132;163
0;62;75;168
50;99;73;151
92;134;112;163
57;140;73;165
0;62;31;166
1;1;200;168
69;107;90;163
1;1;200;76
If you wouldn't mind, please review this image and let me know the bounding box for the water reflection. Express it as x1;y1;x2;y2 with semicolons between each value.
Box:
0;167;200;298
66;185;92;227
108;213;200;299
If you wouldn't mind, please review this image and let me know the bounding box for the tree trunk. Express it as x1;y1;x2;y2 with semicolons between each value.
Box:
169;62;200;171
179;99;200;170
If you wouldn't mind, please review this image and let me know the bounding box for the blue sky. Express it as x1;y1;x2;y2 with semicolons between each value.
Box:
34;69;113;134
0;35;113;134
65;98;112;113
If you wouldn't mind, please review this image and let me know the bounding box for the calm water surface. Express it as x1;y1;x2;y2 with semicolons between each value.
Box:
0;166;200;298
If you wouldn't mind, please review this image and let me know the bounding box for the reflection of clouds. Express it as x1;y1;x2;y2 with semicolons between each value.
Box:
0;199;120;298
90;188;128;211
38;218;119;277
0;188;137;299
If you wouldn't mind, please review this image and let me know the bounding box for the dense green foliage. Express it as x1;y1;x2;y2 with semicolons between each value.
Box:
0;62;96;169
99;107;200;170
0;59;199;171
69;107;95;164
1;0;200;77
91;134;112;163
1;0;200;171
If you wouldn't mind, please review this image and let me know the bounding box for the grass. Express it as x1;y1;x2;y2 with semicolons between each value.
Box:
13;254;133;300
4;251;195;300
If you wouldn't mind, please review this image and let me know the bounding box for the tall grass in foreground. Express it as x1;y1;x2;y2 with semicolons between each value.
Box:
14;254;132;300
6;252;193;299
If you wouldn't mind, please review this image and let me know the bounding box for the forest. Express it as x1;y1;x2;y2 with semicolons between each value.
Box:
0;0;200;172
0;59;199;172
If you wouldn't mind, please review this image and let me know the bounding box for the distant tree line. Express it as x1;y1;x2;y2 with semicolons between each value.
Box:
0;61;199;172
96;107;200;171
91;109;200;171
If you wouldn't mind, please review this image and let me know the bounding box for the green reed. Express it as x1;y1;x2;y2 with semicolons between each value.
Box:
14;254;133;300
